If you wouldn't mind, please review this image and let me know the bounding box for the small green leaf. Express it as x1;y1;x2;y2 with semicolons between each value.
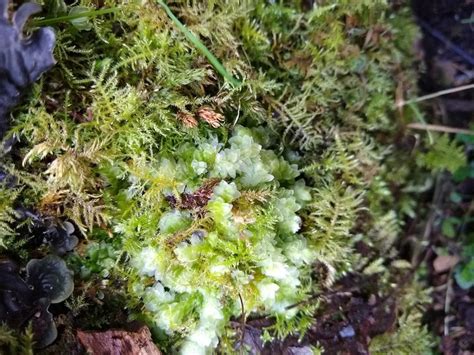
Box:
456;132;474;144
69;6;94;31
454;259;474;290
453;164;474;182
449;192;463;203
441;217;461;238
463;243;474;258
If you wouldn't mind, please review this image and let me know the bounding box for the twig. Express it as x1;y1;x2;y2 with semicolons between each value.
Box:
232;100;241;128
408;103;433;144
156;0;241;88
412;173;445;268
444;271;454;336
397;84;474;108
407;123;474;136
416;17;474;66
238;293;246;355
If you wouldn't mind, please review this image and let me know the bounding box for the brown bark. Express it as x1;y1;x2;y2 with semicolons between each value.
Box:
77;326;161;355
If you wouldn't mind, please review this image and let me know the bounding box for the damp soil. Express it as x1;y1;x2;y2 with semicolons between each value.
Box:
412;0;474;117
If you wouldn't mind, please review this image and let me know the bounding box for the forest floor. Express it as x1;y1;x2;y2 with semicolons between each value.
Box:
1;0;473;354
35;1;474;354
412;0;474;354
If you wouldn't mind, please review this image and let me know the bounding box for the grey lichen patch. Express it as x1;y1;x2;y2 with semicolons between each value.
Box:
0;0;56;140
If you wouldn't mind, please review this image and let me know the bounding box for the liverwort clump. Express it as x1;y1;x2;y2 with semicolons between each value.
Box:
124;126;313;353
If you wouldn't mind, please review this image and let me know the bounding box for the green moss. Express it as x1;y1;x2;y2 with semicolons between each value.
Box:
369;280;435;355
417;134;467;173
0;186;19;249
0;324;34;355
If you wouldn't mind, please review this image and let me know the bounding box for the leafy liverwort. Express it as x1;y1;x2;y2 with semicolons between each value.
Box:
0;0;56;140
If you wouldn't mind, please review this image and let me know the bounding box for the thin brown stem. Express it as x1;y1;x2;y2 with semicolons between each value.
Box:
397;84;474;107
238;292;246;355
444;271;454;336
407;123;474;136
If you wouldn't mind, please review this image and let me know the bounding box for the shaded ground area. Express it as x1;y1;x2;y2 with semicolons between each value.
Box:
235;273;399;355
413;0;474;93
245;1;474;353
412;0;474;354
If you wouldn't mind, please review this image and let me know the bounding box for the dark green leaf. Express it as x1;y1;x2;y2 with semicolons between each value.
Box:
454;259;474;290
26;255;74;303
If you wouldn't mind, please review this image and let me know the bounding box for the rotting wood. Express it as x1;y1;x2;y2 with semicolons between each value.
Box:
77;326;161;355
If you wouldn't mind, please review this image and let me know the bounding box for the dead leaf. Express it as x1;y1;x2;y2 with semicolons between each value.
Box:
433;255;460;273
432;59;459;86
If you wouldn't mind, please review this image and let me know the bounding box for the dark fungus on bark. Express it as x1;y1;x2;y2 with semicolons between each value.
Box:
0;0;56;140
